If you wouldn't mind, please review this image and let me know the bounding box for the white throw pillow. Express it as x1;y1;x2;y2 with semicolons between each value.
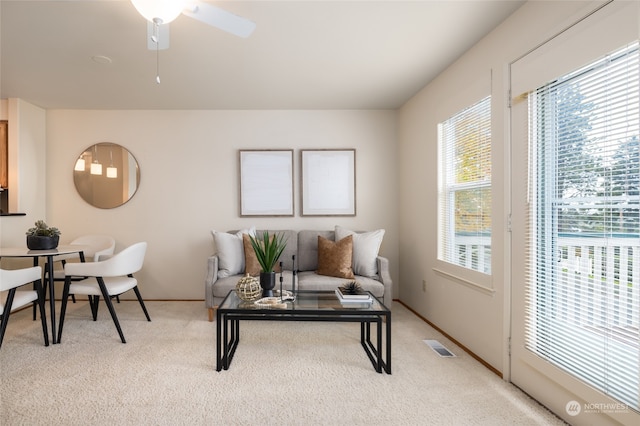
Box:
211;227;256;278
335;225;385;278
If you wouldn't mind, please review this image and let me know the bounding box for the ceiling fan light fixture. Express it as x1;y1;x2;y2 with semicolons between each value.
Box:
131;0;185;25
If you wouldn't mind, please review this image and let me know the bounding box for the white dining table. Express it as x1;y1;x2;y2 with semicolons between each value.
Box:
0;245;89;344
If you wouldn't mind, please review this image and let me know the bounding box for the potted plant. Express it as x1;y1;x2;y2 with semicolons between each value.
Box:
26;220;61;250
248;231;287;296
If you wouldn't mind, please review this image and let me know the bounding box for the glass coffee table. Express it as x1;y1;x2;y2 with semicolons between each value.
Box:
216;290;391;374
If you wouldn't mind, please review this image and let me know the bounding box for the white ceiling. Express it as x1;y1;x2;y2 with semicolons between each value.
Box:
0;0;524;110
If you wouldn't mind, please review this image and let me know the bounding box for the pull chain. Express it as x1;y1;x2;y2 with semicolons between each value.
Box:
156;42;161;84
152;18;162;84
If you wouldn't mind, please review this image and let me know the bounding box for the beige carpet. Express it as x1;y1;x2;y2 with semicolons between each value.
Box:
0;300;565;425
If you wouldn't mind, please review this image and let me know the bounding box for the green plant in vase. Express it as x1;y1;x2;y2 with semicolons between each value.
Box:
249;231;287;296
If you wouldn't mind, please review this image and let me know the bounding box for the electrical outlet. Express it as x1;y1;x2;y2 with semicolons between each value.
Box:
422;279;427;292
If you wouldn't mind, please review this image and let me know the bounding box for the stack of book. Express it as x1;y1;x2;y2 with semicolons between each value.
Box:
335;287;372;305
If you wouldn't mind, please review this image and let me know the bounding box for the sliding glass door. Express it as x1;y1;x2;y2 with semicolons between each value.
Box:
510;2;640;424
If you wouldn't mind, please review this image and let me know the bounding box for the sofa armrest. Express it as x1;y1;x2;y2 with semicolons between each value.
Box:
376;256;393;307
205;255;219;309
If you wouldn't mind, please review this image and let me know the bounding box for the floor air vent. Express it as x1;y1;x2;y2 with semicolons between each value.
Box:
424;339;456;357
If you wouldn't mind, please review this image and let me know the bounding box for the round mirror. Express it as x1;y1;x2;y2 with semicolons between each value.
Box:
73;143;140;209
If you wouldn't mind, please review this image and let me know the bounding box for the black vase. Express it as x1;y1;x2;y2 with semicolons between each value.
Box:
26;235;59;250
259;271;276;297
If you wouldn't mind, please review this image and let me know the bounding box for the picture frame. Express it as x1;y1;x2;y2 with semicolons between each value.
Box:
301;149;356;216
239;149;294;217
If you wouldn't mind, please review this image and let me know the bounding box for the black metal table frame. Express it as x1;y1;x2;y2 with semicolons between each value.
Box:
0;246;86;345
216;293;391;374
36;251;87;345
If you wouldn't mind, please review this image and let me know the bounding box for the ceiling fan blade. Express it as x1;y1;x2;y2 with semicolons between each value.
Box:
147;21;170;50
182;2;256;38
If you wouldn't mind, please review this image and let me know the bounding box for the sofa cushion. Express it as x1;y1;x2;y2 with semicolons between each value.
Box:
212;274;244;299
297;271;384;299
335;225;385;278
297;230;334;271
316;235;355;279
212;227;255;278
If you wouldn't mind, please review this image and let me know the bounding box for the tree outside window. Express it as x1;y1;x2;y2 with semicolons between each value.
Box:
438;96;492;274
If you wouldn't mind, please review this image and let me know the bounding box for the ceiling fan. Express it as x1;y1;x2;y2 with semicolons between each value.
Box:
131;0;256;49
130;0;256;82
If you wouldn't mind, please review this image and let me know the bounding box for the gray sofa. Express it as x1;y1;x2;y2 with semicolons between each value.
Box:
205;228;392;321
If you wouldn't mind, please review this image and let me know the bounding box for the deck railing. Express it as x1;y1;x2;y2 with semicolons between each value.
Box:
453;235;491;274
454;234;640;330
557;235;640;331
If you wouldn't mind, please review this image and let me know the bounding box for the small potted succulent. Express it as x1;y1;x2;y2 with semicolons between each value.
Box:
248;231;287;296
26;220;61;250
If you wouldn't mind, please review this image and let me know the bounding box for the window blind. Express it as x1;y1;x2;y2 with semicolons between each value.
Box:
527;42;639;411
438;96;491;274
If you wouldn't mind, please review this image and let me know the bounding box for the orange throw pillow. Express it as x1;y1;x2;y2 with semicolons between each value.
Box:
317;235;355;279
243;234;262;276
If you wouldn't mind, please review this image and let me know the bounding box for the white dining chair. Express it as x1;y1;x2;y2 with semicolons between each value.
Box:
44;235;116;301
57;242;150;344
35;235;117;323
0;266;49;348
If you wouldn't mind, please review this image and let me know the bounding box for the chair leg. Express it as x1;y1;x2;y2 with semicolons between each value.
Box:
48;279;78;304
0;289;16;349
34;279;49;346
33;287;39;321
63;260;77;304
97;278;126;343
132;286;151;321
35;279;45;321
89;296;100;320
57;277;72;343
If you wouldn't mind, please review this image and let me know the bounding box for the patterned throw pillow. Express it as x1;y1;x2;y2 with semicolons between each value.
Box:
316;235;355;279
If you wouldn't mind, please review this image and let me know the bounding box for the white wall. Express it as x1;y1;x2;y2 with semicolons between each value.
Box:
44;109;399;305
397;0;605;374
0;99;47;250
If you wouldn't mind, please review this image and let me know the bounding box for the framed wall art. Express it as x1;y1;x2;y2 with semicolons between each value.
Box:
301;149;356;216
239;149;294;217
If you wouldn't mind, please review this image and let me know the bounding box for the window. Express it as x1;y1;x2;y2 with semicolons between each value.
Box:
527;42;639;411
438;96;492;274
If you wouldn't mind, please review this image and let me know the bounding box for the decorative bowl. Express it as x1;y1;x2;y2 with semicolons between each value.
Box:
27;235;59;250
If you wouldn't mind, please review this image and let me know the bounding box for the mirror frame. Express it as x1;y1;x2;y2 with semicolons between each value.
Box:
73;142;141;209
